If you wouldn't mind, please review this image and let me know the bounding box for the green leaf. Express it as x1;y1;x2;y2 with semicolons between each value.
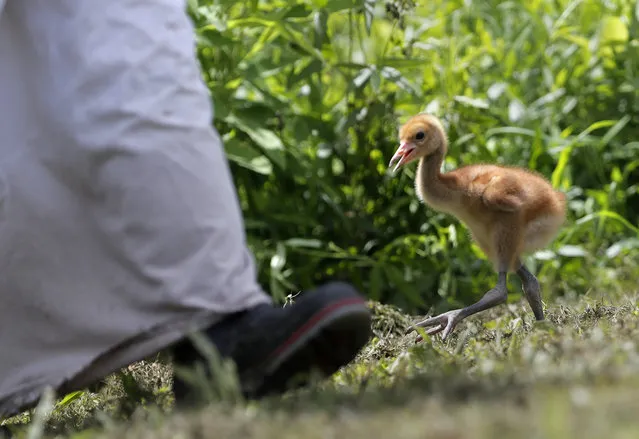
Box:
363;0;375;35
353;67;373;88
453;96;489;109
370;69;381;93
223;137;273;175
186;0;199;14
288;58;323;88
55;391;84;409
600;16;629;44
285;238;324;248
225;114;284;151
271;242;287;271
557;245;587;257
486;127;537;138
575;212;639;235
605;238;639;259
243;24;280;61
598;115;631;149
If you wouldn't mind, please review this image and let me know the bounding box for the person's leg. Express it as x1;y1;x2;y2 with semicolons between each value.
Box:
0;0;370;415
0;0;272;414
10;0;271;315
171;281;372;403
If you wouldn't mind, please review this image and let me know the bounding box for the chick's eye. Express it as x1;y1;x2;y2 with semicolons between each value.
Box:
415;131;425;140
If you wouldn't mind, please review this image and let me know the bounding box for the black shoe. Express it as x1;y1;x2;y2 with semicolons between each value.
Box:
171;281;372;404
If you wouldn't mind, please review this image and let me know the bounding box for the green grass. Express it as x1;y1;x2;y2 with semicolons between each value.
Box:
4;289;639;439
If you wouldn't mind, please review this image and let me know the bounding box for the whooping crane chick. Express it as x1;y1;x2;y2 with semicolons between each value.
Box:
389;113;566;341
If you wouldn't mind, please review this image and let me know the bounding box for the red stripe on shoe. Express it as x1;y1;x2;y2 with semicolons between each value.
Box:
269;297;367;359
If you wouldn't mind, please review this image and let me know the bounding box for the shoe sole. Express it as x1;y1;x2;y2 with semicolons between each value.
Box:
242;297;372;398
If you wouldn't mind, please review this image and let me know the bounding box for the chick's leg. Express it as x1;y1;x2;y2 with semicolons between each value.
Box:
411;222;519;341
516;263;544;321
411;271;509;341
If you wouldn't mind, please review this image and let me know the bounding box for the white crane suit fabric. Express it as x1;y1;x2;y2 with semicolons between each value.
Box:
0;0;270;417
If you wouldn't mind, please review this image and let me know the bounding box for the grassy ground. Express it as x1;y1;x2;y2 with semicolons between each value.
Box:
3;290;639;439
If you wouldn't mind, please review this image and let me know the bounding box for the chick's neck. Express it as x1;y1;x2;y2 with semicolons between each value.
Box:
415;141;452;205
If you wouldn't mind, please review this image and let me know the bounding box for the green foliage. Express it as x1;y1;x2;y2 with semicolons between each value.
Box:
188;0;639;313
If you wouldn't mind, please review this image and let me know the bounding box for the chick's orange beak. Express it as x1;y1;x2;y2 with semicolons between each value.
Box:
388;141;416;172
